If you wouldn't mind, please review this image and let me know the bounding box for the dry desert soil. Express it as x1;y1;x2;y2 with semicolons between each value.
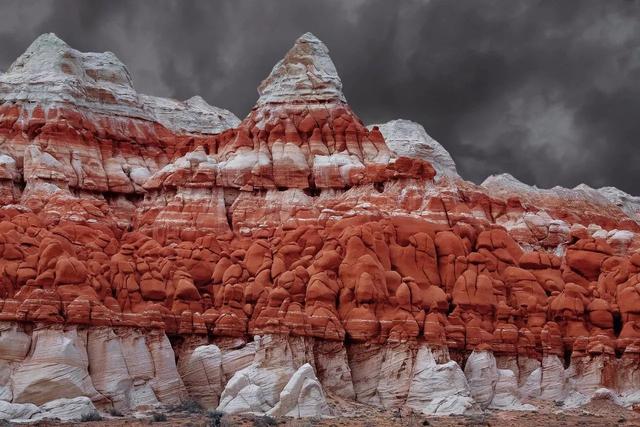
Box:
14;399;640;427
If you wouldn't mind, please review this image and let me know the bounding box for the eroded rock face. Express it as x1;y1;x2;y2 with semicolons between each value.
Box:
0;397;97;423
217;335;315;414
0;31;640;418
177;343;223;408
32;397;97;422
0;323;189;412
256;32;345;106
267;363;331;418
0;400;40;421
11;326;103;405
369;119;458;181
405;345;476;415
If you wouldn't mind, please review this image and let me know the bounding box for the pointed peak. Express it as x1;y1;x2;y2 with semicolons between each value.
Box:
1;33;139;111
184;95;211;109
256;32;346;106
6;32;127;83
482;173;536;192
28;32;69;50
8;33;71;73
296;32;322;44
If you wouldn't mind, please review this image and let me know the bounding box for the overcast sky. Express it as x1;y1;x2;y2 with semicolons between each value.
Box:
1;0;638;194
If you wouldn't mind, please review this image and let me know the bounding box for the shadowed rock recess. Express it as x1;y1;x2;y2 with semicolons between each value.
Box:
0;32;639;421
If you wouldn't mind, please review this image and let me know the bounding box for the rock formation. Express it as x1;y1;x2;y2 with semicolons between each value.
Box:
0;31;639;420
368;119;458;181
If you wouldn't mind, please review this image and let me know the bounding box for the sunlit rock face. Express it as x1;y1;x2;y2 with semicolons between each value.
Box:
0;32;639;420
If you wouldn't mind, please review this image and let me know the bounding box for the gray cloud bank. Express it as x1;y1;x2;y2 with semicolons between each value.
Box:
1;0;638;193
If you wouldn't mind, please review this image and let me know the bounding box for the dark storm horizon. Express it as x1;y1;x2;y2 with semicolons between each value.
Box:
1;0;638;194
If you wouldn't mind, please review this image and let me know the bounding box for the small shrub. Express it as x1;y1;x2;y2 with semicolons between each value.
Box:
152;412;168;422
252;414;277;427
109;408;124;417
208;410;224;427
170;399;204;414
80;410;103;422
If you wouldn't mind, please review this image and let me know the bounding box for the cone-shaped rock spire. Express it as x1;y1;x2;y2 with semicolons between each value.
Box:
256;32;346;106
7;33;72;74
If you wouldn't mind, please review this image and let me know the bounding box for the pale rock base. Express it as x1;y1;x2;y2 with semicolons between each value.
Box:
87;327;138;411
521;355;568;401
489;369;536;411
313;341;355;400
347;342;415;409
566;355;610;397
495;355;541;388
3;323;640;418
217;335;316;414
346;343;385;407
178;344;223;408
1;322;187;411
0;322;31;401
267;363;332;418
31;397;97;422
1;397;97;423
0;400;40;421
115;328;162;408
11;326;104;405
405;345;477;415
147;331;188;405
464;351;498;408
465;350;533;411
220;340;257;383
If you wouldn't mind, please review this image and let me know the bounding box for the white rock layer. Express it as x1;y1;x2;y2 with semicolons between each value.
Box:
313;341;355;400
464;351;499;409
0;400;40;421
178;344;224;408
489;369;536;411
257;32;346;105
405;345;476;415
369;119;458;180
0;322;31;401
0;33;239;135
267;363;332;418
11;326;104;405
3;321;640;418
31;396;97;422
217;335;312;414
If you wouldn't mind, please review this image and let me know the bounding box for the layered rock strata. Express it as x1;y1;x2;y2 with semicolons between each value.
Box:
0;32;639;419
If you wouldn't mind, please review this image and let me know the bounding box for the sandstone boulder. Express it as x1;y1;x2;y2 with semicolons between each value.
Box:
267;363;331;418
405;345;477;415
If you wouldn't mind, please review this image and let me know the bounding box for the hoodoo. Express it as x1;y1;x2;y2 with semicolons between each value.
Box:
0;32;639;422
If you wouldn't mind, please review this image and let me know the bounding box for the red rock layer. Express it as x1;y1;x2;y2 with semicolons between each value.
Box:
1;206;640;361
167;103;435;190
0;102;229;234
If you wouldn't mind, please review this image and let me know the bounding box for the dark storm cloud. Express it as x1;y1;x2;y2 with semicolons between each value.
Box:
1;0;638;193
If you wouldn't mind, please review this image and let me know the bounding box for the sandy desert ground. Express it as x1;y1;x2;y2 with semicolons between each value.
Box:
17;398;640;427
